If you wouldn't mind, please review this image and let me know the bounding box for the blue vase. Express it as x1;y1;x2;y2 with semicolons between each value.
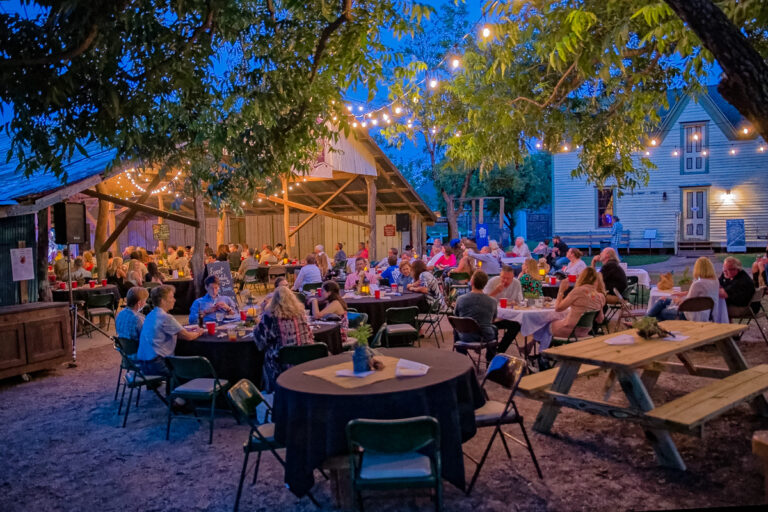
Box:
352;345;370;373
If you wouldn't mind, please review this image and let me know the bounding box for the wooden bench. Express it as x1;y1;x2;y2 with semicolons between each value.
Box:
558;231;631;255
646;364;768;433
518;364;604;398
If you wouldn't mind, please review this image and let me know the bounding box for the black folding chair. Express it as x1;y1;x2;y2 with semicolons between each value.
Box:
448;316;498;373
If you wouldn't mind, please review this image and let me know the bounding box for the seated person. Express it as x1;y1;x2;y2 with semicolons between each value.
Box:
465;244;501;275
649;257;720;322
508;237;531;259
751;249;768;288
292;253;323;291
532;240;550;258
308;281;349;343
345;257;378;290
170;249;190;275
260;245;278;264
408;260;445;306
488;240;505;260
375;248;399;270
273;243;286;260
591;247;627;303
550;267;606;347
518;258;544;297
253;286;314;392
144;262;165;284
355;241;369;260
136;285;202;376
562;248;587;276
70;256;92;281
453;271;499;360
719;256;756;315
433;247;456;270
333;242;347;266
549;235;570;268
260;276;289;310
188;275;238;324
395;260;414;288
115;287;149;341
484;265;523;303
380;255;400;283
238;247;260;280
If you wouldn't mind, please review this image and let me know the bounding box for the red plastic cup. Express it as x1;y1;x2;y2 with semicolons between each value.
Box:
89;281;95;288
549;276;557;285
71;281;78;288
101;279;107;286
374;289;381;299
391;284;397;293
568;274;577;283
59;282;66;289
240;310;247;321
499;298;508;309
49;274;56;283
48;265;53;272
206;322;216;335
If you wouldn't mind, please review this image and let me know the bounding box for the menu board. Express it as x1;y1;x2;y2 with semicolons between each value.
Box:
205;261;236;298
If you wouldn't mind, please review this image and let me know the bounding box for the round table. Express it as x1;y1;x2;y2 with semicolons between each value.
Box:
164;278;196;315
273;347;484;497
52;283;120;309
175;323;343;387
496;305;568;348
344;292;428;333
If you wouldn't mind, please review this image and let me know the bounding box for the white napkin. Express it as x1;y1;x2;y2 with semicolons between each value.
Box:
395;359;430;377
604;334;636;345
336;369;375;378
663;331;689;342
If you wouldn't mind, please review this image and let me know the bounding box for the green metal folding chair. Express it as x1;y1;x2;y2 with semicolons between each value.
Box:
383;306;420;347
278;342;329;367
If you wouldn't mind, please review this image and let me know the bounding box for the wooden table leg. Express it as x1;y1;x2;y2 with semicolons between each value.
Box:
615;369;686;470
716;337;768;416
533;361;582;434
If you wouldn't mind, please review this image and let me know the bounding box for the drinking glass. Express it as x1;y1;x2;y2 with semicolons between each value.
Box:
215;310;224;324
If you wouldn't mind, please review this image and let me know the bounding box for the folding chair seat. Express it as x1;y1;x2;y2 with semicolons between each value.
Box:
729;287;768;345
550;310;599;347
416;299;445;347
383;306;420;347
448;316;498;373
85;293;116;336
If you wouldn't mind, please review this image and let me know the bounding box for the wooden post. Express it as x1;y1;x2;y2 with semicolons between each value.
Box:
108;208;118;255
37;207;51;302
192;192;206;297
471;200;476;235
479;198;484;224
156;194;165;254
499;197;505;230
366;175;377;262
216;209;227;248
282;178;290;256
94;183;110;280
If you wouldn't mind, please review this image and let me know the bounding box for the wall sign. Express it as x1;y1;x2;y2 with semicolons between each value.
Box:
383;224;396;237
726;219;746;253
10;247;34;281
152;223;170;240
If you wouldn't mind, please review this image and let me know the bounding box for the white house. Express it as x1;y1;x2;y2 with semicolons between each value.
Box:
552;86;768;251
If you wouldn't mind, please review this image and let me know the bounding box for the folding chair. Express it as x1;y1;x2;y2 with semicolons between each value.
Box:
465;354;542;495
383;306;420;347
677;296;715;321
165;356;229;444
242;268;262;294
448;316;498;373
347;416;442;511
267;265;286;286
228;379;320;511
114;338;166;428
278;342;329;367
302;282;322;293
416;298;445;347
550;310;599;347
729;287;768;345
85;293;116;336
113;336;138;400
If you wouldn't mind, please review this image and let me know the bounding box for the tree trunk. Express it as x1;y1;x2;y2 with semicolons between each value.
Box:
216;210;227;248
94;183;110;280
37;207;52;302
663;0;768;142
442;190;459;241
156;194;165;255
192;192;206;297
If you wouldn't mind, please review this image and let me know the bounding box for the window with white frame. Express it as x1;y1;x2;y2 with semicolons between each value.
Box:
682;123;706;173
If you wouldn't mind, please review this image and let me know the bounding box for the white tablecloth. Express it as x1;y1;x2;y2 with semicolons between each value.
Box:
496;306;567;348
625;268;651;288
646;286;728;323
501;257;526;266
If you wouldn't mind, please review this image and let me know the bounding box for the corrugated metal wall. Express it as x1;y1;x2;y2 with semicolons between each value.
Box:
0;214;38;306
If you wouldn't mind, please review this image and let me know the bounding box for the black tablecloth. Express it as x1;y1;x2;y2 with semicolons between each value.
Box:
175;323;342;386
345;293;428;333
164;279;197;315
273;347;484;496
52;284;120;309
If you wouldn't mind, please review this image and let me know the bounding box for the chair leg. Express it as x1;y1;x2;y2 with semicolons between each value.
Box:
252;451;262;485
466;427;499;495
234;449;251;512
114;367;124;400
518;421;544;479
122;387;134;428
497;426;512;459
135;386;141;408
752;311;768;345
435;478;443;512
209;397;216;444
118;378;128;416
166;398;173;440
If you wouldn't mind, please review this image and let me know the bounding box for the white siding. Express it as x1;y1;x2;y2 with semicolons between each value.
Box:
553;98;768;247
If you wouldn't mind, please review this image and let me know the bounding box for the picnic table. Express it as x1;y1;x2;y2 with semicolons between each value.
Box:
521;320;768;470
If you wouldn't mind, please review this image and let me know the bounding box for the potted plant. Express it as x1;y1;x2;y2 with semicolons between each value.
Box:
632;316;672;339
523;292;539;307
349;323;374;373
677;266;693;291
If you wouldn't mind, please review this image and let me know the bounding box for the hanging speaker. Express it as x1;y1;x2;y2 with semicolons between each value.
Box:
53;202;87;245
396;213;410;232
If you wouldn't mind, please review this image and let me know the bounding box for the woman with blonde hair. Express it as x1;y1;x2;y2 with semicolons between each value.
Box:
649;256;720;322
82;251;95;272
519;258;544;297
549;267;605;345
253;285;315;392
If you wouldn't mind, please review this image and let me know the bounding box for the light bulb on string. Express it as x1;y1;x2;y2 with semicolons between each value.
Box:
394;107;402;115
451;58;460;69
481;26;491;38
429;79;438;89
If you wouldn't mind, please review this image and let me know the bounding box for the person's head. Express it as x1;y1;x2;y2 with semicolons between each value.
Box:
248;247;256;256
275;243;283;249
575;266;605;293
405;245;413;251
204;275;220;297
471;270;489;291
125;287;149;310
151;284;175;310
524;258;539;278
109;257;123;273
401;252;412;263
399;260;412;277
358;241;366;250
314;244;324;254
544;239;551;245
443;246;453;257
266;286;305;319
355;257;366;272
614;216;620;222
553;235;561;244
305;254;317;266
489;240;499;252
185;245;192;253
480;246;490;254
321;280;347;310
411;259;427;279
73;256;84;269
722;256;742;280
83;251;93;263
388;247;398;258
693;256;716;280
130;251;141;261
567;248;582;261
147;261;160;276
500;265;515;287
273;276;287;289
600;247;619;263
387;255;397;267
515;237;525;247
217;244;229;255
335;242;343;251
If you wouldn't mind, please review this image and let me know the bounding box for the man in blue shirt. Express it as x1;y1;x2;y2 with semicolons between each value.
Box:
380;255;400;283
189;276;239;325
115;287;148;341
292;253;323;291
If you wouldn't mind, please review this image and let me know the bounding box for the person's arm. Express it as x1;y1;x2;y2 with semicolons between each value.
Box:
293;267;305;290
188;300;200;325
555;281;578;311
178;327;203;340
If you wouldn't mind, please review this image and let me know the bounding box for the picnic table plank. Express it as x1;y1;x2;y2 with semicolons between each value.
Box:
646;364;768;429
518;364;603;398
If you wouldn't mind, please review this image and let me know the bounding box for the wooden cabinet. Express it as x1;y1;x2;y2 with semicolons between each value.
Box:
0;302;71;380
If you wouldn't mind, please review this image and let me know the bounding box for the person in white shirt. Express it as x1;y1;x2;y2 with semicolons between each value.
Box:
510;237;531;259
376;247;399;269
238;247;260;280
562;248;587;276
488;240;505;260
293;254;323;291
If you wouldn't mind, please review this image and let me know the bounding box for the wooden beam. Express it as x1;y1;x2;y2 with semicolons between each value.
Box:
385;178;421;216
81;189;199;227
289;176;358;237
282;177;290;254
366;175;377;261
339;191;365;214
94;183;110;279
98;170;167;252
259;193;371;229
0;173;105;218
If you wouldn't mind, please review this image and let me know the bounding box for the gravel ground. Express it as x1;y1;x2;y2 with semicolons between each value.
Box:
2;322;768;511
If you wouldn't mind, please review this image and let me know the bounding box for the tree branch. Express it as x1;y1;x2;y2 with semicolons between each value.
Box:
309;0;352;83
0;24;99;68
508;58;580;109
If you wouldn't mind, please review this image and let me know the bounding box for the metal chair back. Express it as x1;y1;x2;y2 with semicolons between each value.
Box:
482;353;526;390
227;378;269;427
385;306;419;328
677;296;714;313
278;342;329;366
447;315;482;336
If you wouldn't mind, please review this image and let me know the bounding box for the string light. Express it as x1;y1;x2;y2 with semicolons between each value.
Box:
535;143;541;149
673;149;679;156
693;134;699;141
429;79;438;89
730;147;736;155
481;26;491;38
394;107;402;115
743;127;749;134
650;139;657;146
562;145;569;152
451;58;460;69
702;150;708;156
644;151;650;156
